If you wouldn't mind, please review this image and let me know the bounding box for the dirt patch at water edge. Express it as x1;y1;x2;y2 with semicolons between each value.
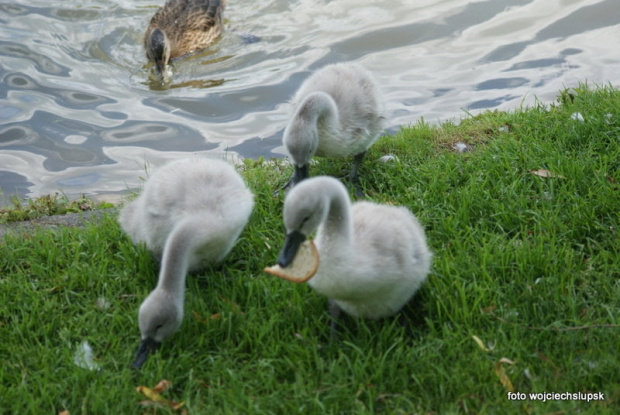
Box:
0;208;118;240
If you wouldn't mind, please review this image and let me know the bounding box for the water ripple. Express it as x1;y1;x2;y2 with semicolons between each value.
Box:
0;41;70;76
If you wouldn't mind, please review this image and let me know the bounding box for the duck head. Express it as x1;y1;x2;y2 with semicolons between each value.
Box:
145;28;171;74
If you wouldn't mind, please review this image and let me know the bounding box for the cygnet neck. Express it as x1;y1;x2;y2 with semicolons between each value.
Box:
298;91;340;135
155;218;200;298
317;180;353;248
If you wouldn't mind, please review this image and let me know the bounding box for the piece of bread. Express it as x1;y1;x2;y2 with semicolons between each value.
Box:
264;240;320;283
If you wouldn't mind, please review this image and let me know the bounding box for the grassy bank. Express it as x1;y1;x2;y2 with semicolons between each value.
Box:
1;84;619;414
0;193;114;224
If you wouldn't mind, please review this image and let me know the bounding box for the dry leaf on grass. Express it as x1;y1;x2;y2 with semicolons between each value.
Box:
221;297;245;315
153;379;171;393
472;335;492;352
193;297;245;325
480;304;497;314
495;358;516;392
136;379;185;411
193;311;222;323
530;169;565;179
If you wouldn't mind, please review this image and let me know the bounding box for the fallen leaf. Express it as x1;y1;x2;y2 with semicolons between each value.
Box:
193;311;222;324
472;335;491;352
138;400;186;411
153;379;171;394
480;304;497;314
537;351;551;363
495;358;516;392
537;351;558;368
530;169;565;179
136;386;170;405
136;382;185;411
499;357;515;365
220;297;246;315
537;350;562;380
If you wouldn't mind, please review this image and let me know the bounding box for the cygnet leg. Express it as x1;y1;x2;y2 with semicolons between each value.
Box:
328;299;343;342
349;151;366;198
398;293;426;336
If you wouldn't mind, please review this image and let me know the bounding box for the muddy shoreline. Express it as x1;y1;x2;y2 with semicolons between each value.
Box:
0;208;118;240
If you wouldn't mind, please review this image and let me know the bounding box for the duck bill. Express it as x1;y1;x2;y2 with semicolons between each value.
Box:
277;230;307;267
292;164;310;186
132;337;161;369
155;60;166;75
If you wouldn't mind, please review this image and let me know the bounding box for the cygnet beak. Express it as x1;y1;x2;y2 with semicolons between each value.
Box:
132;337;161;369
277;229;306;267
292;164;310;186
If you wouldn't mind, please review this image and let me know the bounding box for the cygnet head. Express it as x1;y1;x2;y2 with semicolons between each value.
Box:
283;124;316;184
145;27;170;74
277;178;335;267
132;289;182;369
284;114;319;167
283;92;332;184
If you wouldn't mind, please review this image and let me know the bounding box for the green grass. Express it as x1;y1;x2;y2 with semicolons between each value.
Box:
0;193;114;224
1;84;619;414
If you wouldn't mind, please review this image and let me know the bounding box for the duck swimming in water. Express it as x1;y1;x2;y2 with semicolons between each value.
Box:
144;0;226;74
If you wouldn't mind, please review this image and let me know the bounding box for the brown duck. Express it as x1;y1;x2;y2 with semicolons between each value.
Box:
144;0;226;73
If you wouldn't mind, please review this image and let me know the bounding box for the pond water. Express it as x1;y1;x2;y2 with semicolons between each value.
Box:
1;0;619;201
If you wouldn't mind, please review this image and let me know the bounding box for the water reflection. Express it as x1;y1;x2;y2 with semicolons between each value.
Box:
0;0;618;201
0;41;70;76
